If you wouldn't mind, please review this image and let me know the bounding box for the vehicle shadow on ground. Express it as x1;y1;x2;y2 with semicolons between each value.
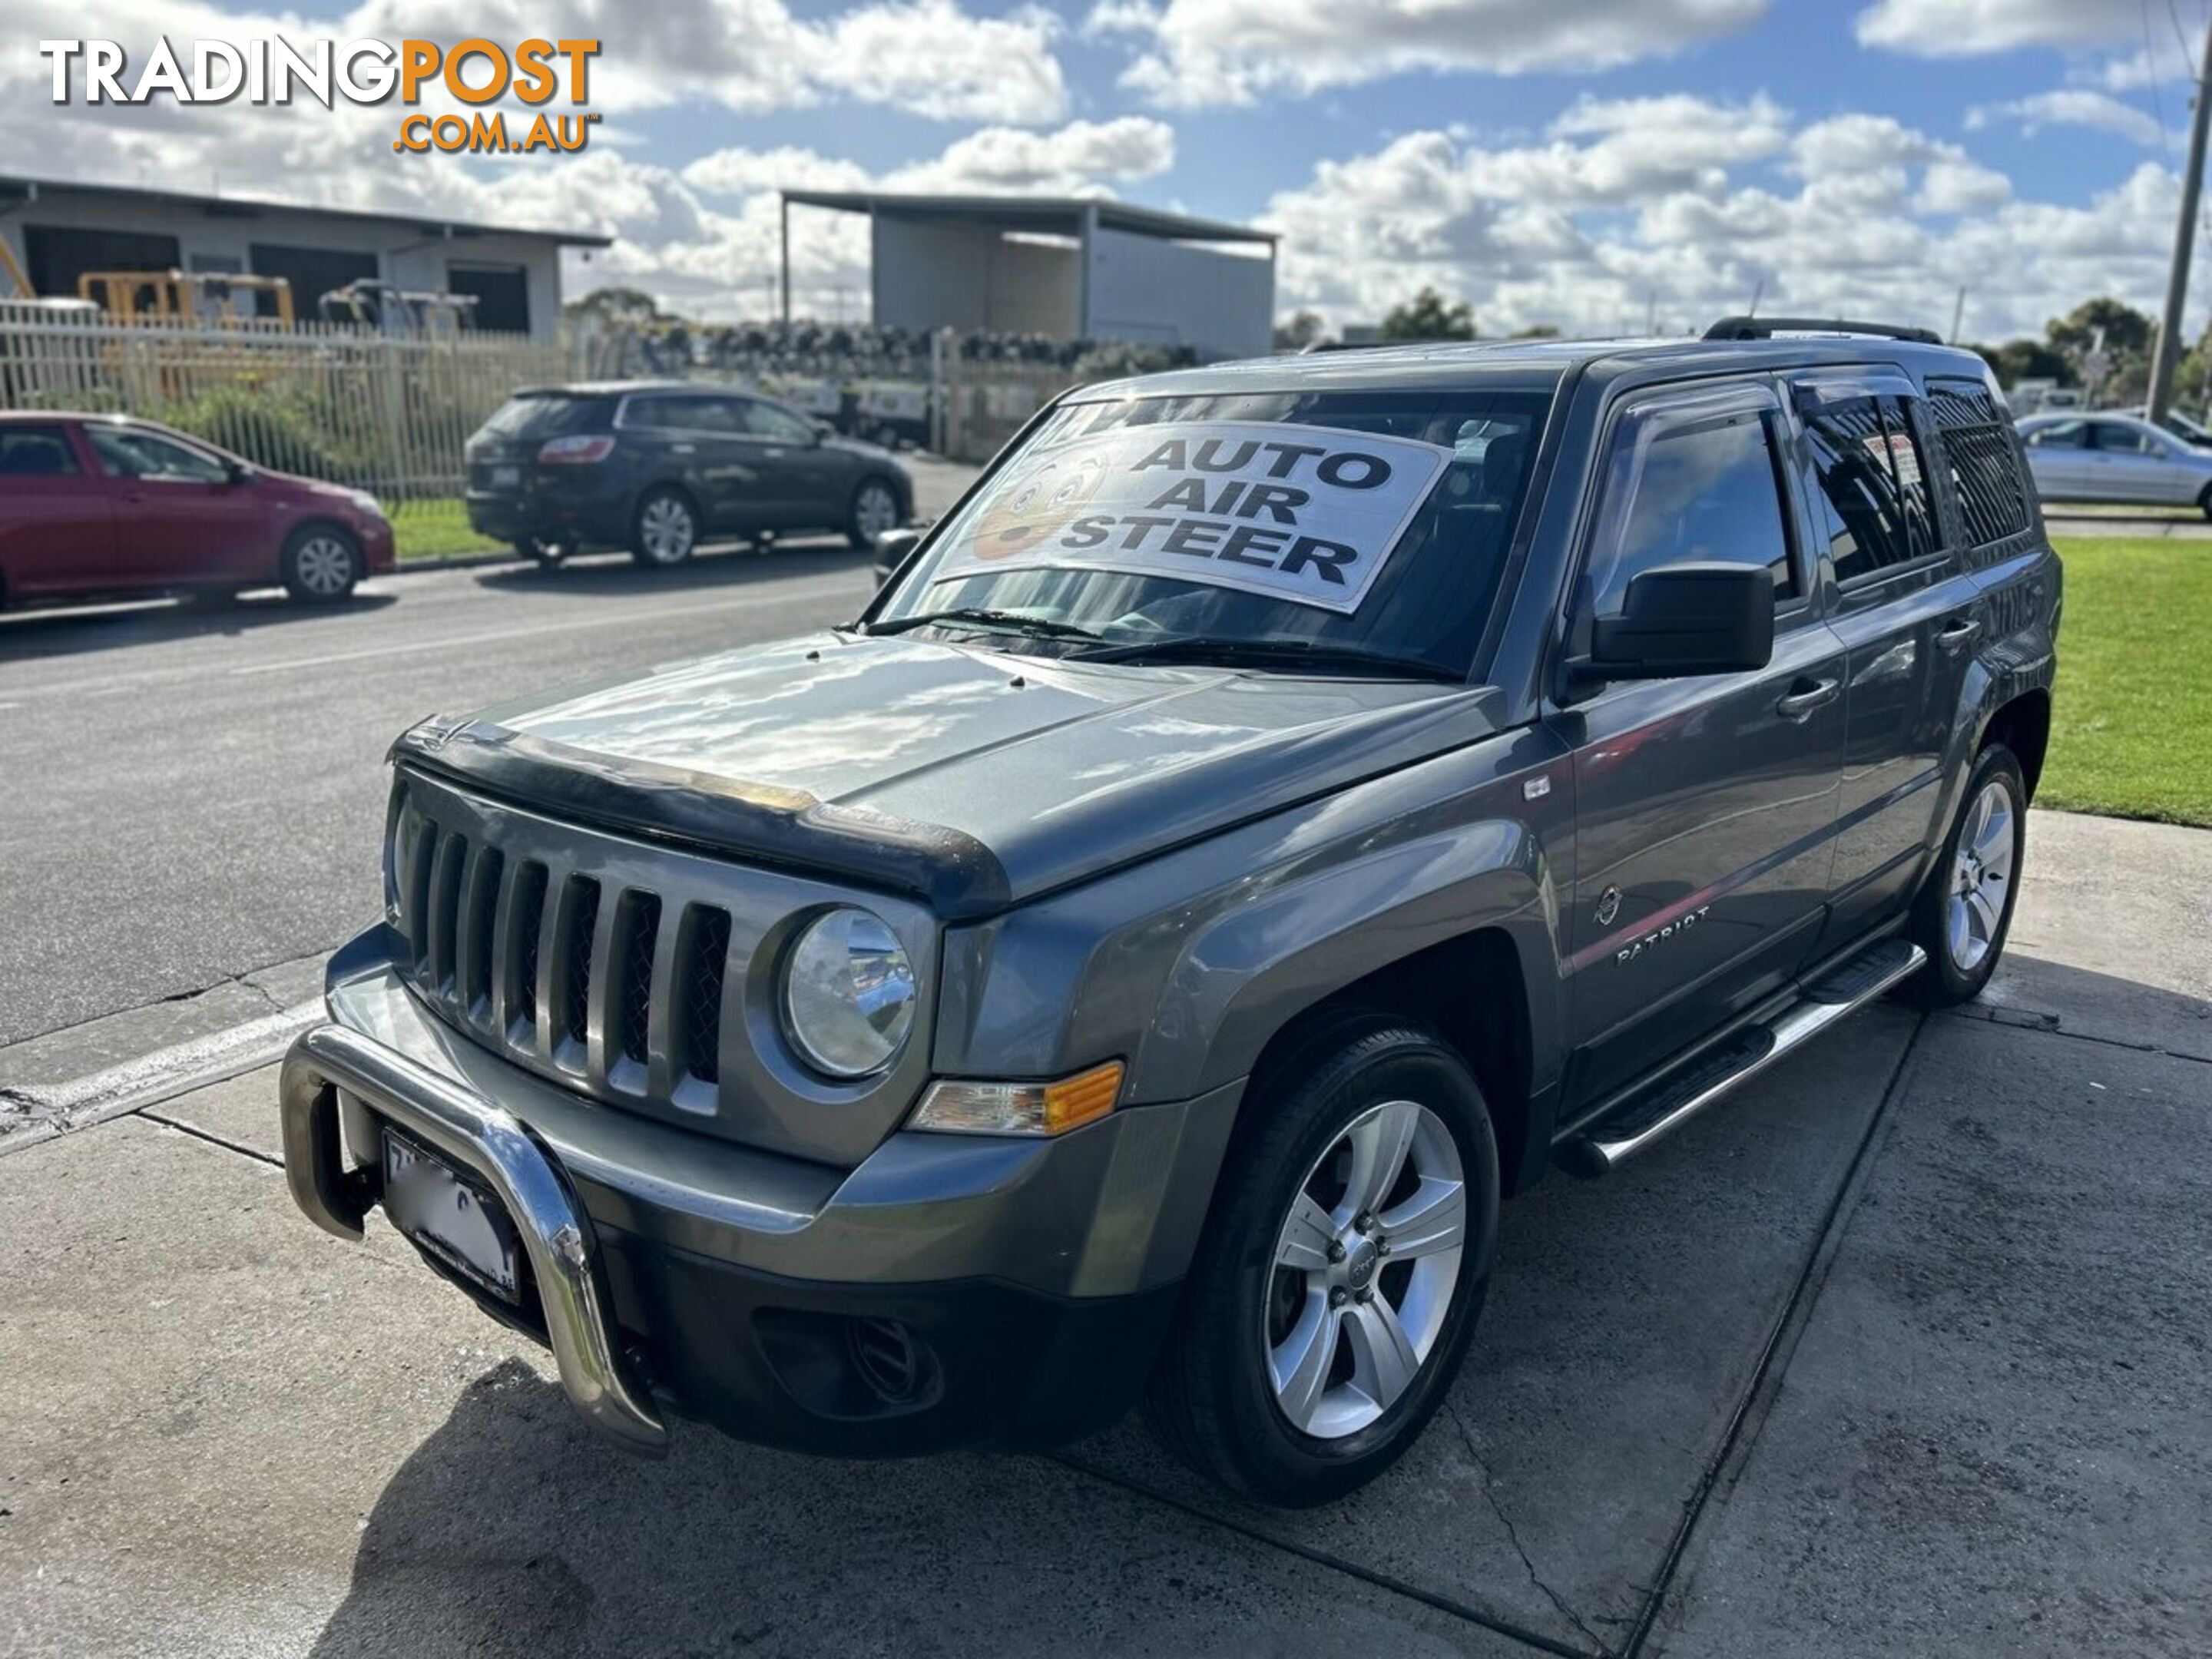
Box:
305;1363;1426;1659
0;590;398;663
471;539;876;603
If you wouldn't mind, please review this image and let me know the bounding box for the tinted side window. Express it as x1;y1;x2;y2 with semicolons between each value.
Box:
88;428;229;484
0;426;81;476
740;399;815;442
1803;393;1935;584
2089;420;2164;455
623;396;727;432
2024;419;2085;449
1928;377;2032;547
1588;409;1796;618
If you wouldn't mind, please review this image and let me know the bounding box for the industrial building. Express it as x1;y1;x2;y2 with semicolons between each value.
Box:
779;190;1277;361
0;174;608;338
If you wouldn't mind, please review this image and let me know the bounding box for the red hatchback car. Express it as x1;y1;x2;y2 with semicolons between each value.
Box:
0;412;396;611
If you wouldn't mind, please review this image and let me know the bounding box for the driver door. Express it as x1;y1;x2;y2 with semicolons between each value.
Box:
1558;379;1846;1106
85;426;267;588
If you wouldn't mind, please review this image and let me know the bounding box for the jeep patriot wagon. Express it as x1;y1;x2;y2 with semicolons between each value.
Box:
281;317;2058;1504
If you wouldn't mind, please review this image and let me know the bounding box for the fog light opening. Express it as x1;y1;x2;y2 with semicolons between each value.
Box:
847;1316;924;1405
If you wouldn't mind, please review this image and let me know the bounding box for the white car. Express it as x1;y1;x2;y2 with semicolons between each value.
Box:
2016;411;2212;516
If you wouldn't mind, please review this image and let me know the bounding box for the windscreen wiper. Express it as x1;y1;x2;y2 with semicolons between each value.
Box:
1071;635;1465;682
865;607;1106;642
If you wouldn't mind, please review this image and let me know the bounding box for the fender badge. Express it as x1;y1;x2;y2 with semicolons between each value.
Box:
1595;885;1621;927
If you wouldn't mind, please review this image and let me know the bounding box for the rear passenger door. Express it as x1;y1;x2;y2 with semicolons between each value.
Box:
619;394;757;536
1561;379;1846;1104
1790;373;1982;945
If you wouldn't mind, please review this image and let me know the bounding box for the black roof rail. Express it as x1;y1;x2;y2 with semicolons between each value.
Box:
1704;316;1944;346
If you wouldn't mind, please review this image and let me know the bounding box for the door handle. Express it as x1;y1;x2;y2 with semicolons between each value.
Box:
1775;676;1840;720
1936;617;1982;651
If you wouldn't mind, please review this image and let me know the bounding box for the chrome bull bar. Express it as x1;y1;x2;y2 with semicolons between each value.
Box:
278;1022;668;1456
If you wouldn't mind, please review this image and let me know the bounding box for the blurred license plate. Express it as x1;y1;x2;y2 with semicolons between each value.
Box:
382;1128;522;1304
492;465;520;487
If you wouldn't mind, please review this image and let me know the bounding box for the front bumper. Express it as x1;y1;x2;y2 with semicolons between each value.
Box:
278;962;1239;1457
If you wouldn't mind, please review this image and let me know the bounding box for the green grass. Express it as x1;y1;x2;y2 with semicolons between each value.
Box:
2042;535;2211;827
389;498;506;562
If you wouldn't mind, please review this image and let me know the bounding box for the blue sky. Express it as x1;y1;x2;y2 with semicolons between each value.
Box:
13;0;2212;339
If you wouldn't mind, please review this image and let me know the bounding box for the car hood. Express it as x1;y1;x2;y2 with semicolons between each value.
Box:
399;633;1502;914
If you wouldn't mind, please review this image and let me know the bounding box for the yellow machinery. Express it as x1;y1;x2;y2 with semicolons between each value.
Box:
76;269;295;327
0;237;31;300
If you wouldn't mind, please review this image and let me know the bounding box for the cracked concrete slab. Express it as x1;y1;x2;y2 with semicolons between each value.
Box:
1068;1005;1922;1654
1647;1015;2212;1657
0;1113;1530;1659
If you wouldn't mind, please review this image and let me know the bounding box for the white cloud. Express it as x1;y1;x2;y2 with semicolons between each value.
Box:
1106;0;1768;108
1257;103;2171;345
684;118;1176;200
1968;89;2173;147
1856;0;2143;58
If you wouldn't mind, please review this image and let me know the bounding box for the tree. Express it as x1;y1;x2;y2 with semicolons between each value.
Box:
2045;297;2155;362
1509;323;1562;339
1972;338;2075;389
1273;310;1326;352
1379;286;1477;342
564;285;668;327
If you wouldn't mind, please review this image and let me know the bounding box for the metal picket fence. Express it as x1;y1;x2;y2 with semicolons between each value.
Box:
0;314;566;501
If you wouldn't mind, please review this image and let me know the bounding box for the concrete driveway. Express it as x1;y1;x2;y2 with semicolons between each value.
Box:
2;811;2205;1657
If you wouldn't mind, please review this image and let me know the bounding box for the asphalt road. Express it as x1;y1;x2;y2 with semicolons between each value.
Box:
0;461;972;1055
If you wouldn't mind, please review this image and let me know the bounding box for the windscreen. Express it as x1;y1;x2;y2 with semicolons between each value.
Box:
875;387;1550;676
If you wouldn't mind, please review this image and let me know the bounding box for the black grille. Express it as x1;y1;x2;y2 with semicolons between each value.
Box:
513;861;548;1031
617;893;661;1067
389;786;770;1118
560;878;601;1050
465;848;504;1016
684;907;730;1084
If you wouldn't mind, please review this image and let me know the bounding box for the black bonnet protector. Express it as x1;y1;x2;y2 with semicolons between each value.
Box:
391;718;1014;917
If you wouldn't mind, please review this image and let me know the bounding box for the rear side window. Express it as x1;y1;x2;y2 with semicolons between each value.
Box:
1929;378;2032;547
0;426;79;476
1587;399;1797;618
478;394;611;441
1800;393;1936;583
624;396;736;432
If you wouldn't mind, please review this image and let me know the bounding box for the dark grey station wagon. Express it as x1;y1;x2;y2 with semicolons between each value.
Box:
283;318;2057;1504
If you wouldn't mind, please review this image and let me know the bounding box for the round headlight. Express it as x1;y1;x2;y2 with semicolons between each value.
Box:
780;908;916;1078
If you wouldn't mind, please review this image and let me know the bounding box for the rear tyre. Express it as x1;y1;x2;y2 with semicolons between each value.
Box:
1899;743;2026;1008
631;488;697;568
2198;482;2212;523
848;478;902;550
1145;1018;1499;1506
281;525;361;604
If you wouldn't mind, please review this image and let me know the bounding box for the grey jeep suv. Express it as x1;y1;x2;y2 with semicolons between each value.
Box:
283;317;2057;1505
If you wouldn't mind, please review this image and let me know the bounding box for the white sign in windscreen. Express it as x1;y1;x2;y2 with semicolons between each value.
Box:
929;419;1453;614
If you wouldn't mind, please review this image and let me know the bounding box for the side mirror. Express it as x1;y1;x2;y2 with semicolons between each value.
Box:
810;417;833;444
225;459;253;485
871;526;922;589
1584;562;1775;680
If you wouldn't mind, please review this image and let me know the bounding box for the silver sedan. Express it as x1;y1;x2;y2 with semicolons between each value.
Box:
2017;411;2212;516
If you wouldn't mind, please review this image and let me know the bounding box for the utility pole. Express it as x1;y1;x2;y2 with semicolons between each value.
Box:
2150;17;2212;420
1949;285;1966;345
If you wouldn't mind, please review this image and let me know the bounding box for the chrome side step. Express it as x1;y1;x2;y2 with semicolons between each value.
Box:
1559;938;1926;1178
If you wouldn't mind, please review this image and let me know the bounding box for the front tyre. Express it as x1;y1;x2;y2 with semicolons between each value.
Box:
1147;1021;1499;1506
1900;743;2027;1007
848;478;902;550
631;487;697;568
281;525;362;603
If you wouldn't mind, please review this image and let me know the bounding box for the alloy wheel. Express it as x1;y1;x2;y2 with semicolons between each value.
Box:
1946;778;2016;973
641;495;695;563
855;482;900;541
1263;1098;1467;1440
293;535;355;597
